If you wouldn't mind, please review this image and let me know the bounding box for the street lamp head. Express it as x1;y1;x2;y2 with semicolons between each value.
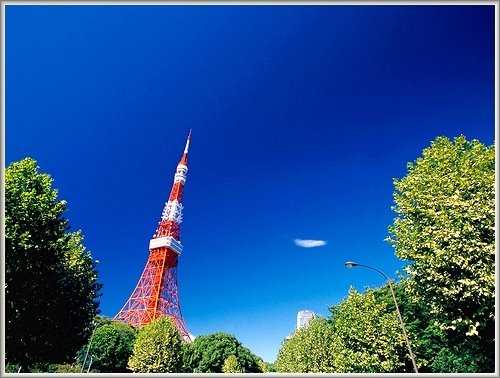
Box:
344;261;358;268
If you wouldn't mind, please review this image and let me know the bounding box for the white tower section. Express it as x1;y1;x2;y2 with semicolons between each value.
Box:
174;163;188;185
161;200;184;224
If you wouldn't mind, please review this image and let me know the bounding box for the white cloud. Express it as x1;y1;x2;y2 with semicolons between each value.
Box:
294;239;327;248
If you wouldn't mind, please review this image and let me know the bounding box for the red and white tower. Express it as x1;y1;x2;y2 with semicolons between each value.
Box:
115;131;192;341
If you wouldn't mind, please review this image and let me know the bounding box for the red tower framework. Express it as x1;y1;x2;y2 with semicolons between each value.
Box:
115;131;192;342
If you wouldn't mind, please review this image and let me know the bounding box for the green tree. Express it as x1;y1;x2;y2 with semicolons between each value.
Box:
186;332;262;373
256;358;270;372
329;288;407;373
5;158;102;367
264;361;276;372
275;317;335;373
430;341;485;373
222;354;244;373
180;340;194;373
79;320;137;372
372;279;488;373
47;364;81;373
373;280;447;372
386;135;495;371
127;316;183;373
276;289;406;373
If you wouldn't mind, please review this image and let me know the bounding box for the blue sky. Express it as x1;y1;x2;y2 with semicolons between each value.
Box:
5;4;495;363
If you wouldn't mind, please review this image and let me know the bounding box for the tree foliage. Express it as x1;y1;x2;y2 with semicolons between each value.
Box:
5;158;102;367
80;320;137;372
256;358;270;372
387;136;494;333
275;317;336;373
5;363;82;373
373;279;448;372
386;135;495;370
430;342;486;373
127;316;183;373
276;289;406;373
329;288;407;373
222;355;244;373
185;332;262;373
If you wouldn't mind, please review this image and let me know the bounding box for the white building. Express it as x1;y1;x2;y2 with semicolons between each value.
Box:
296;310;315;329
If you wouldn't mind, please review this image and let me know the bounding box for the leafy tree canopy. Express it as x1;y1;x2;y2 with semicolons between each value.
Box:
127;316;183;373
276;288;407;373
329;288;407;373
79;319;137;372
372;280;446;373
386;135;495;370
5;158;102;367
275;317;336;373
371;280;492;373
186;332;262;373
387;136;494;335
222;354;244;373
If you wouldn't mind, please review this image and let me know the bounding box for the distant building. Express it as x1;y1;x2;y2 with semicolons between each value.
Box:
283;310;316;342
297;310;315;329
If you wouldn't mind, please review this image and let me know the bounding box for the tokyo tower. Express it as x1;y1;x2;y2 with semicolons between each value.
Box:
115;131;192;342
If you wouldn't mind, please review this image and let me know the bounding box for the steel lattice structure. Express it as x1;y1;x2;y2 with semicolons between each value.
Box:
115;131;192;342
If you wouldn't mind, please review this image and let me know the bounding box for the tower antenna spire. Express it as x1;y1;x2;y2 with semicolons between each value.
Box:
180;129;191;164
185;129;192;151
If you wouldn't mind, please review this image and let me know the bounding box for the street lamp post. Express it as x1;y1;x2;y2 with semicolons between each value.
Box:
80;319;106;373
86;356;93;373
344;261;419;373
